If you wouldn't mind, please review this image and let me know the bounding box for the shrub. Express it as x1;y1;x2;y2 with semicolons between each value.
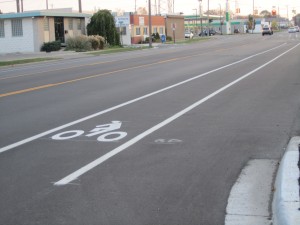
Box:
41;41;61;52
166;36;172;41
88;36;100;50
154;32;160;40
65;35;92;52
94;35;105;49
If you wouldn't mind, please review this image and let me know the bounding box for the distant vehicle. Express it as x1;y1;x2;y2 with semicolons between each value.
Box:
288;27;297;33
294;26;300;32
262;27;273;36
199;29;217;36
185;31;194;39
234;28;240;33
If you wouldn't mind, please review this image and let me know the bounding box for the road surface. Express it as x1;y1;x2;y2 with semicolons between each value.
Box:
1;32;300;225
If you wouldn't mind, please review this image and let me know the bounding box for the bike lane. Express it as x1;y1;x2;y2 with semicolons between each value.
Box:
1;43;299;225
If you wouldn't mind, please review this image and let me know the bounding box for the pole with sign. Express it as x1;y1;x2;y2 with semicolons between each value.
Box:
172;23;176;43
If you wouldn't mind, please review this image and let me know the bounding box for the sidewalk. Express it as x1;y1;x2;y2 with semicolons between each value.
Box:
0;43;167;63
273;137;300;225
0;50;91;62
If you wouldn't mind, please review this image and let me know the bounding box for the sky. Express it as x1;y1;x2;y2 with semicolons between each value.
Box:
0;0;299;19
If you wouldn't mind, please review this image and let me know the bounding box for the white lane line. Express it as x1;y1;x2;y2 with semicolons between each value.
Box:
54;43;300;186
0;43;287;154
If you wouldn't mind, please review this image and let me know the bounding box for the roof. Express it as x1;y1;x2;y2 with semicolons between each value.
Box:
0;10;91;19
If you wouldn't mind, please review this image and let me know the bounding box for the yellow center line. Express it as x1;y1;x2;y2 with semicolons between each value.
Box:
0;49;177;81
0;56;186;98
0;43;247;98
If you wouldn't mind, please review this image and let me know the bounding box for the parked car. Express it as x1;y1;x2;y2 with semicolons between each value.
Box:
185;32;194;39
294;26;300;32
288;27;297;33
262;27;273;36
199;29;216;36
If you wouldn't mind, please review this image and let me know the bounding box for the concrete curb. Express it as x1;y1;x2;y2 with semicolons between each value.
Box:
272;137;300;225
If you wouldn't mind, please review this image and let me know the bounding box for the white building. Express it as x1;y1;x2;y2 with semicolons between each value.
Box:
0;9;91;53
114;12;131;46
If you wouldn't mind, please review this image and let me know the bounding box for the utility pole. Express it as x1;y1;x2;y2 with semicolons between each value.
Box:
148;0;152;48
16;0;20;13
193;8;197;32
207;0;209;31
78;0;82;13
46;0;48;10
252;0;254;33
199;0;203;35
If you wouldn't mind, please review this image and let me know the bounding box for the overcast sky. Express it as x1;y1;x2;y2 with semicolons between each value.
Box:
0;0;299;18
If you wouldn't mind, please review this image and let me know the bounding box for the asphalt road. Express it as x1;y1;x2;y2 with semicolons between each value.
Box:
1;32;300;225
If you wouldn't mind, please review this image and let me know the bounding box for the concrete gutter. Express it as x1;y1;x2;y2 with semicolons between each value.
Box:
273;137;300;225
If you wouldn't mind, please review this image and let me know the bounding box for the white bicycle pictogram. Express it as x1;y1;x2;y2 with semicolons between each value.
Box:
51;121;127;142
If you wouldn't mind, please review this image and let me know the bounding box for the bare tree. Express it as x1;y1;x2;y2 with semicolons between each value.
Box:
137;7;148;15
260;10;271;18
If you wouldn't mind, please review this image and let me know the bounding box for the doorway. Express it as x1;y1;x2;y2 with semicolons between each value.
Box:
54;17;64;43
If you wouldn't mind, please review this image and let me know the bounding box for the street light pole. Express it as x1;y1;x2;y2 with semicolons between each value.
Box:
219;3;222;35
193;8;197;33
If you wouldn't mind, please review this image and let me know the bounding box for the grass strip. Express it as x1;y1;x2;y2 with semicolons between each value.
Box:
87;47;149;56
0;58;58;67
168;37;211;44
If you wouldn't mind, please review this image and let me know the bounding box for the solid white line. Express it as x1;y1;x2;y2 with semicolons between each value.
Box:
0;43;287;154
54;43;300;186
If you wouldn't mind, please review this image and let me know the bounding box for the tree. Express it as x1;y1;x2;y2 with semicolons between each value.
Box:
271;21;278;30
137;7;147;15
87;10;121;46
260;10;271;18
247;14;255;31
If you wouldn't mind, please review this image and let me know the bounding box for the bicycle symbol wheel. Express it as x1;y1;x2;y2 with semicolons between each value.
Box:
51;130;84;140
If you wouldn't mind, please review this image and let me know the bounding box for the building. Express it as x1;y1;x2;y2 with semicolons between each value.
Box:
115;12;166;45
130;14;166;44
114;13;184;45
165;14;185;41
0;9;91;53
114;12;131;46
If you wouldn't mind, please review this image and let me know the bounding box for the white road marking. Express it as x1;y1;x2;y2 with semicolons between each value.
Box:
54;43;300;186
0;43;288;154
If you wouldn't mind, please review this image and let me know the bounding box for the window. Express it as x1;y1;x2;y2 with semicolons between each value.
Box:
119;26;126;35
153;27;157;34
0;20;4;37
136;27;141;35
143;27;148;35
159;27;164;35
11;19;23;37
68;18;73;30
43;18;49;31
